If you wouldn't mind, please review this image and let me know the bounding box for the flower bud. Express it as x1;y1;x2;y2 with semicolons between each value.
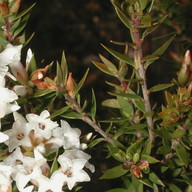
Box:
130;165;142;179
66;73;75;98
178;64;190;86
0;3;9;17
126;153;132;160
137;160;150;174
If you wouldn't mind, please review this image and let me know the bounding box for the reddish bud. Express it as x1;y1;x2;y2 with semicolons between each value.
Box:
130;165;142;179
0;3;9;16
66;73;75;98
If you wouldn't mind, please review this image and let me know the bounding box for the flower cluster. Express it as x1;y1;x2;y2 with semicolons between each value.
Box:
0;44;94;192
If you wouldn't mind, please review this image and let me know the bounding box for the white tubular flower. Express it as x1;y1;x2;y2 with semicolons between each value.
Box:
26;110;58;140
52;120;81;150
62;149;95;173
51;154;90;190
13;150;47;191
0;86;20;118
26;48;33;70
22;185;34;192
4;112;32;152
0;163;12;192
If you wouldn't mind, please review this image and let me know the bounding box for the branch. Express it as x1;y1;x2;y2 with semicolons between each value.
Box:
131;15;155;142
65;94;115;146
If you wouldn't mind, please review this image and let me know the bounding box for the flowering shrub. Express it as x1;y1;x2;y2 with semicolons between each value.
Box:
0;0;192;192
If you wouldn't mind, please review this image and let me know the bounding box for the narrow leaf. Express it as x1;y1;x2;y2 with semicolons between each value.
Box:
91;89;97;121
92;61;113;76
169;184;182;192
102;99;121;108
49;106;70;119
176;145;189;167
99;54;118;73
56;61;63;84
141;155;160;164
102;44;135;67
75;68;89;95
100;165;128;179
126;138;143;154
111;0;132;29
149;172;165;186
60;52;68;84
149;83;174;93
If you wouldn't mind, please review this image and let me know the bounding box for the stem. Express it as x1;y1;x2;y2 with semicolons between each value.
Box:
131;15;155;142
65;94;115;146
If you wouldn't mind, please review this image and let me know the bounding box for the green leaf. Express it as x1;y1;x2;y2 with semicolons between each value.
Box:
149;83;174;93
110;0;132;29
172;128;186;139
61;111;81;119
134;100;146;113
139;178;153;188
102;44;135;67
108;146;126;162
141;55;159;62
142;139;152;155
102;99;121;108
152;35;175;57
126;138;143;154
50;150;59;175
13;3;36;21
49;106;70;119
92;61;113;76
13;13;30;36
139;0;148;10
126;123;147;130
27;54;36;75
56;61;63;85
60;52;68;84
105;188;127;192
169;184;182;192
145;35;175;67
176;145;189;167
91;89;97;121
100;165;128;179
156;146;172;155
117;96;134;117
149;172;165;186
75;68;89;95
88;138;105;148
99;54;118;73
141;155;160;164
33;89;55;97
109;92;142;100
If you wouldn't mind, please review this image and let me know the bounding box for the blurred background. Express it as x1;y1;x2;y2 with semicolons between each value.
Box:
20;0;192;191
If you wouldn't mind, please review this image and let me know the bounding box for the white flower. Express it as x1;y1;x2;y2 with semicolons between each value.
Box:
52;120;81;149
0;44;22;66
51;154;90;190
0;131;9;143
0;163;12;192
22;185;34;192
26;110;58;140
62;149;95;173
13;150;47;191
0;86;20;118
26;48;33;70
4;112;32;152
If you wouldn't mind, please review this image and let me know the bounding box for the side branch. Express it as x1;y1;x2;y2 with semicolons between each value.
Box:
65;94;115;145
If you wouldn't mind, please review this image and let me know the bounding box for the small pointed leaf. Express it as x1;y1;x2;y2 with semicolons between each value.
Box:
102;44;134;67
100;165;128;179
149;83;174;93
